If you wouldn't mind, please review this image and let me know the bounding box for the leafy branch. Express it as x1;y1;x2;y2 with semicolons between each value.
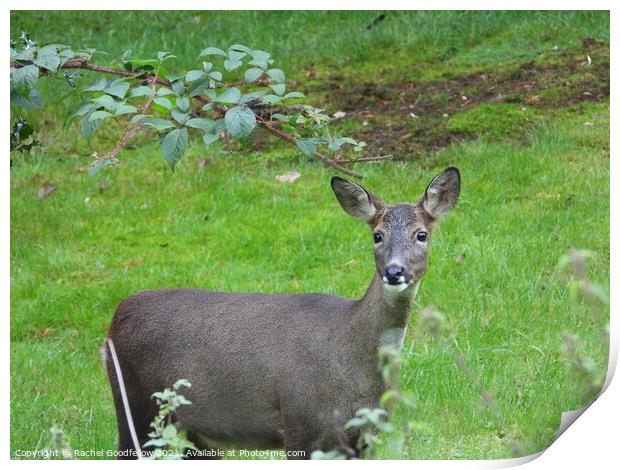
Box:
10;32;391;178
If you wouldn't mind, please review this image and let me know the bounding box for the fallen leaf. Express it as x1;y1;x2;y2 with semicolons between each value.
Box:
276;171;301;183
455;253;466;264
199;159;211;168
98;181;107;193
37;181;56;198
333;111;347;119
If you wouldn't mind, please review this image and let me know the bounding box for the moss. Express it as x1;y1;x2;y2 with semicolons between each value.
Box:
447;104;541;140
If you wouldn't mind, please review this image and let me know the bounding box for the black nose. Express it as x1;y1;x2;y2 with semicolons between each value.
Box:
384;265;404;284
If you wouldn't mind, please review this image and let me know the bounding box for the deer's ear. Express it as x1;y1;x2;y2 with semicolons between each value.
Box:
331;177;381;222
421;167;461;219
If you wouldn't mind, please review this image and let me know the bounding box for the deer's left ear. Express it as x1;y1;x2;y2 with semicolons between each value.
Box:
420;167;461;219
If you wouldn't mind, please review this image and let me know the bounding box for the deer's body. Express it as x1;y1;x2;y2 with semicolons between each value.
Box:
105;168;460;459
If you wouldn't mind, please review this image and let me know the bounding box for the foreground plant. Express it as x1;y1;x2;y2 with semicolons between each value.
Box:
558;249;609;404
10;32;389;177
144;379;197;459
311;345;417;460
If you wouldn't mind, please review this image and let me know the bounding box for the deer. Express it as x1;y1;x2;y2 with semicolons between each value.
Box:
103;167;460;459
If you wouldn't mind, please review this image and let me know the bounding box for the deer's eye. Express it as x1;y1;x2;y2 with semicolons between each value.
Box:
416;231;427;242
373;231;384;244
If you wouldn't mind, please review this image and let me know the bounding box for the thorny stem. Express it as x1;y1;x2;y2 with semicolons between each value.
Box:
255;116;364;178
333;155;393;164
90;78;157;169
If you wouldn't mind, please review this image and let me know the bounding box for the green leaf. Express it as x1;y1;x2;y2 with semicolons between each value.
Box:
171;108;190;124
272;113;289;122
187;78;211;97
224;106;256;139
241;91;267;104
270;84;286;96
157;87;176;97
65;102;96;128
115;104;138;116
92;94;118;112
142;117;175;131
83;77;108;92
153;97;173;110
171;80;185;96
34;45;61;72
212;119;226;133
128;86;155;98
185;70;205;82
59;48;75;61
244;67;264;83
82;115;102;141
227;50;246;62
10;88;43;109
14;46;36;61
130;114;146;124
249;50;271;62
200;47;227;57
229;44;252;53
185;118;214;131
216;87;241;104
261;94;282;105
176;97;190;112
201;103;214;112
10;65;39;93
248;58;269;70
162;424;178;440
283;91;305;100
143;437;167;449
105;79;130;99
123;58;158;71
203;133;220;145
224;59;243;72
266;68;285;83
157;51;176;62
161;128;188;169
88;110;112;122
296;138;317;157
202;62;213;72
208;71;223;81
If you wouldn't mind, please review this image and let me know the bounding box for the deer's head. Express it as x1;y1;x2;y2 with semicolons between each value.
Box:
332;167;460;294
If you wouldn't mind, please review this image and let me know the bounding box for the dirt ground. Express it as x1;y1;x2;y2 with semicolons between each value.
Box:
310;38;609;159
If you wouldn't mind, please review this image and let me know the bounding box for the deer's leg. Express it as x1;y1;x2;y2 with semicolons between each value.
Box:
281;411;334;460
106;352;156;459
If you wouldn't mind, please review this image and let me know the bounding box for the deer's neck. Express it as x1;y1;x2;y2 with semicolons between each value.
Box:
351;274;419;352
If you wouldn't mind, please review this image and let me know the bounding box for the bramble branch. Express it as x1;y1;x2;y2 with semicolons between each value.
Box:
11;39;388;178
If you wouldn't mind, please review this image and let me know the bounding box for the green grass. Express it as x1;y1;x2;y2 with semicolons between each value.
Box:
10;11;609;460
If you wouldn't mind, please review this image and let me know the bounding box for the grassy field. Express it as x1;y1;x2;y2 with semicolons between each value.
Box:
10;11;609;459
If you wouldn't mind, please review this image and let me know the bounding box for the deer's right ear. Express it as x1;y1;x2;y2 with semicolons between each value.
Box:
331;177;378;222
